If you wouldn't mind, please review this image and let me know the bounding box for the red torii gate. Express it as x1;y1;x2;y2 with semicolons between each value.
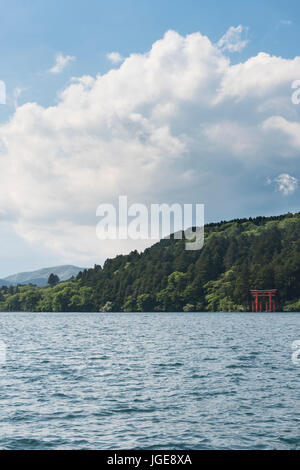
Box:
250;289;277;312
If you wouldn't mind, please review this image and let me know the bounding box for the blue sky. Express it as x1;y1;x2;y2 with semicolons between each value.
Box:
0;0;299;118
0;0;300;277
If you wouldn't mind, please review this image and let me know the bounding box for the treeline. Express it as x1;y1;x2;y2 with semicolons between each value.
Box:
1;212;300;312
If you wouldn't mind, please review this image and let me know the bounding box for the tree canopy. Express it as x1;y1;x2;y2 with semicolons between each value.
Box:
48;273;60;287
1;212;300;312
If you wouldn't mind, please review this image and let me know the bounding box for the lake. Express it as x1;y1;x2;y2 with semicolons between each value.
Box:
0;312;299;449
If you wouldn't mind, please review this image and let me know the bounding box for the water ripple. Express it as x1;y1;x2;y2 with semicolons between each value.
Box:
0;312;299;449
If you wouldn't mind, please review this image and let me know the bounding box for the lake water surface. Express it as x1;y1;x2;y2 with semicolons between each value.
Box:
0;312;299;449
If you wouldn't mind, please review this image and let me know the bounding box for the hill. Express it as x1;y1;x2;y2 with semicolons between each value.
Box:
1;265;84;287
0;212;300;312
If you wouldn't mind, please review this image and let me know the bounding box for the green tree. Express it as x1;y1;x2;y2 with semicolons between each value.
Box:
136;293;155;312
1;211;300;313
100;301;114;312
48;273;60;287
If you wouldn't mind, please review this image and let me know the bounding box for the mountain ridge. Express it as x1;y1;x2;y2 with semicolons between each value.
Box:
1;265;84;287
1;211;300;312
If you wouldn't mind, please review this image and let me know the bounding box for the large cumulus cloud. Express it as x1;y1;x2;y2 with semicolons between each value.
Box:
0;29;300;265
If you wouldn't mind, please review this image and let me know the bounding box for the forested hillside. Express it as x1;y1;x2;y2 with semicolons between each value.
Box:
1;212;300;312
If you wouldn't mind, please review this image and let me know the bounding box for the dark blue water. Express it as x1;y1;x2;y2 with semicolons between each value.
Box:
0;312;299;449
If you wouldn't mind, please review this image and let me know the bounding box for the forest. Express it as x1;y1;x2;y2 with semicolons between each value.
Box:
1;212;300;312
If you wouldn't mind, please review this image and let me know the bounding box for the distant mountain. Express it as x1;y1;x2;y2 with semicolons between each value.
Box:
1;265;84;287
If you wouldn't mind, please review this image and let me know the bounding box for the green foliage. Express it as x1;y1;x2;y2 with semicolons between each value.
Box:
183;303;195;312
100;301;114;312
283;300;300;312
1;212;300;312
48;273;60;287
136;294;155;312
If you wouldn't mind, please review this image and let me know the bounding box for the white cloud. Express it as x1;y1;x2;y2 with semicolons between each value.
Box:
107;52;124;64
204;121;257;156
216;53;300;103
274;174;298;195
263;116;300;149
265;177;272;185
217;25;249;52
49;53;75;74
0;29;300;265
281;20;292;26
